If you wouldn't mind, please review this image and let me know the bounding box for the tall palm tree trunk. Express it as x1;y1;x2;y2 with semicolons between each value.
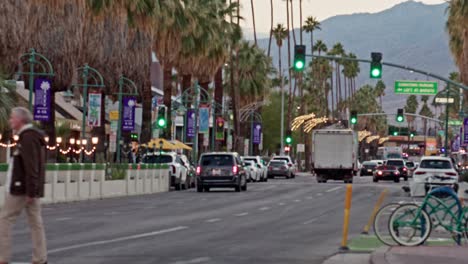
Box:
289;0;296;45
286;0;293;128
250;0;257;46
299;0;303;45
267;0;273;56
330;67;335;120
163;66;173;139
344;76;347;102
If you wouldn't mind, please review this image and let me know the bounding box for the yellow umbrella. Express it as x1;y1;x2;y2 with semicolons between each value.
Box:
171;140;192;150
148;138;177;150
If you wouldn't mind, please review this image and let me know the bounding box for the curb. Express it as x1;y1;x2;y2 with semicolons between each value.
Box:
370;246;390;264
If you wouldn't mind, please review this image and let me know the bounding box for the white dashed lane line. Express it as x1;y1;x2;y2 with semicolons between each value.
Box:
294;199;302;202
234;212;249;217
259;207;271;211
56;217;72;222
205;218;221;223
278;203;286;206
326;186;342;193
317;193;323;196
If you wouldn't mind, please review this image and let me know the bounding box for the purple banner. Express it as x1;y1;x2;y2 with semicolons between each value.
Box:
33;78;52;121
464;118;468;144
253;122;262;144
186;109;195;138
122;96;136;131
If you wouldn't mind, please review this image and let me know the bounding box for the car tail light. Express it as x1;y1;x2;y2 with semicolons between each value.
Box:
196;166;201;175
395;171;400;175
377;171;383;176
445;172;457;176
403;167;407;171
232;165;239;175
288;163;292;167
415;171;426;175
171;165;176;174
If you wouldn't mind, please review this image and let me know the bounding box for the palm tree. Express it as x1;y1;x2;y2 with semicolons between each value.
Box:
0;74;16;133
420;95;434;143
303;17;321;56
375;80;386;107
446;0;468;87
272;23;288;143
289;0;296;45
251;0;257;46
285;0;293;128
404;95;419;130
330;43;345;112
267;0;274;57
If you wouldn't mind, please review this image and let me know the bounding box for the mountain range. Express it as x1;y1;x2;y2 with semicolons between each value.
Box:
255;1;458;113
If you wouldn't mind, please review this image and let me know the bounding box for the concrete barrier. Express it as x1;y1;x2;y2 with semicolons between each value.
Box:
0;163;169;208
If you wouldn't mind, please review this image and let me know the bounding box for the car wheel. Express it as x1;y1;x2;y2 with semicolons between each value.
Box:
235;184;241;192
241;181;247;191
264;176;268;182
373;177;378;182
204;187;210;192
404;177;408;181
175;181;181;191
394;178;400;183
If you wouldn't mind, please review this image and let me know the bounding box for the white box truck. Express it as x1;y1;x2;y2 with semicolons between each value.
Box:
312;129;358;183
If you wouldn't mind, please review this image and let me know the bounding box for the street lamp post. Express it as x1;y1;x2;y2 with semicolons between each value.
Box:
72;64;105;163
56;137;62;163
69;138;75;163
92;137;99;163
16;49;55;112
444;87;450;157
115;76;138;163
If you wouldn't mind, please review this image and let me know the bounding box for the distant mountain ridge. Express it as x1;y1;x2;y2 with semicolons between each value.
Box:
255;1;457;113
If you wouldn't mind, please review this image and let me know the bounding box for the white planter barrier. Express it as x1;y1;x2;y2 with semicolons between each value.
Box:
0;163;169;208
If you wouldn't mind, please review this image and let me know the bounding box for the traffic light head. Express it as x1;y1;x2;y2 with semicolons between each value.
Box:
130;133;138;141
370;52;382;79
350;111;358;125
393;131;399;136
396;108;404;123
410;131;415;138
294;45;306;71
157;106;167;128
285;130;293;144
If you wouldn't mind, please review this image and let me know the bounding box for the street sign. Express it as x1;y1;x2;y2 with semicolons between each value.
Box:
435;97;454;104
448;120;463;126
297;144;305;153
203;133;209;147
394;80;438;95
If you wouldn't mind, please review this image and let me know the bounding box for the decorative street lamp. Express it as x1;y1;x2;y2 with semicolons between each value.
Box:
56;137;62;163
92;137;99;163
13;135;19;141
69;138;75;162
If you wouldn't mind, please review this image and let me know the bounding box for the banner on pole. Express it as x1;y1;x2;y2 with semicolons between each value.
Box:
186;109;195;138
122;96;136;131
199;106;210;133
464;118;468;144
33;78;52;121
87;93;102;127
252;122;262;144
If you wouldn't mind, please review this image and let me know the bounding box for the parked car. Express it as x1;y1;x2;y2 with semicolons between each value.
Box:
405;161;417;177
271;155;296;178
386;159;408;181
360;161;378;176
196;152;248;192
142;152;188;190
244;160;261;182
267;160;291;179
179;154;195;188
373;165;401;183
243;156;268;182
413;156;459;194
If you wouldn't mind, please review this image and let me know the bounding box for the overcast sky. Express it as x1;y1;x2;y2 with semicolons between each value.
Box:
239;0;446;34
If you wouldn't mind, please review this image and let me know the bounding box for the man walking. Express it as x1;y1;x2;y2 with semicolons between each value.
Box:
0;107;47;264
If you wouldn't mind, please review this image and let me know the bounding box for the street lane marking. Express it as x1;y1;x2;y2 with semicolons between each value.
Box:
306;196;313;200
326;187;342;193
294;199;301;202
234;212;249;216
303;218;319;225
205;218;221;223
259;207;270;211
56;217;72;221
278;203;286;206
48;226;188;254
171;257;212;264
317;193;323;196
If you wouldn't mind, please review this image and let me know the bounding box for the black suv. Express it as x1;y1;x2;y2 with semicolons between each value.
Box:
196;152;247;192
386;159;408;181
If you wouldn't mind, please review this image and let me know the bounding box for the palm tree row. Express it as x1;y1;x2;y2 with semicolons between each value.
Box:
0;1;275;153
446;0;468;88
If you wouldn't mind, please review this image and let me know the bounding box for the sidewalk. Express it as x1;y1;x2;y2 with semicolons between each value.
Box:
370;246;468;264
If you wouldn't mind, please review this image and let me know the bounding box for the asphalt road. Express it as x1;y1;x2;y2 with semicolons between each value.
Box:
9;173;410;264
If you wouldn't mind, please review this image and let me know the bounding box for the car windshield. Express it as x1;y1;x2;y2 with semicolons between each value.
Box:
244;161;254;167
420;160;452;169
274;158;289;163
376;165;397;170
269;161;286;166
387;153;402;159
386;160;404;166
143;155;173;164
201;155;234;166
244;158;258;164
406;162;415;168
363;162;376;167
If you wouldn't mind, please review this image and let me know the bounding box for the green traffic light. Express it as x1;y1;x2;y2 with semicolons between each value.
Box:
157;118;166;128
393;131;398;136
294;60;304;70
285;137;292;144
396;116;404;123
371;68;381;78
350;117;357;124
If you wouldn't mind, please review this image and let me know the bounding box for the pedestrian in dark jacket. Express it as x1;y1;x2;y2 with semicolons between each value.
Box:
0;107;47;264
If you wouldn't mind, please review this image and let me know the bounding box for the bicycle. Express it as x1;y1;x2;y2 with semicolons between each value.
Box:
388;186;468;246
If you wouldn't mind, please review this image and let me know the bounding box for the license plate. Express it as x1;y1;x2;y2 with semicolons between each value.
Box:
273;168;280;171
212;169;221;176
368;169;372;172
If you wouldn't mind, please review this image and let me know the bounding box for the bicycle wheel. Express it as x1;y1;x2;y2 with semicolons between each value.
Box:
389;204;432;246
373;203;401;246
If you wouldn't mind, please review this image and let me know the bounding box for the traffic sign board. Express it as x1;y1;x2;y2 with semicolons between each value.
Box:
394;80;438;95
435;97;454;104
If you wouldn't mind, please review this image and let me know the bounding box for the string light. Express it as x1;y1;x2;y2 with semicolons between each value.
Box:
84;147;96;156
0;142;16;148
291;113;328;133
358;130;372;142
366;135;380;144
379;137;389;145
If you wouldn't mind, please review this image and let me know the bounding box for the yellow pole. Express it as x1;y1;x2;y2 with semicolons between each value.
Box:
340;184;353;250
362;189;388;234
